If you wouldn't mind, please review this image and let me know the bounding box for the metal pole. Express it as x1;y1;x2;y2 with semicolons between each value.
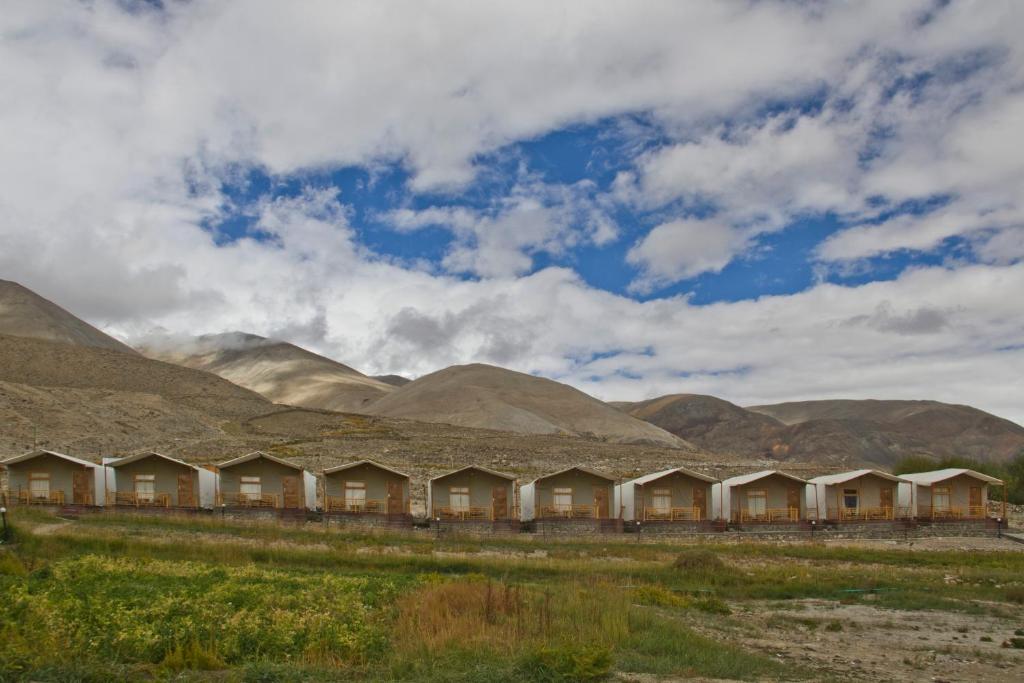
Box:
1;507;8;543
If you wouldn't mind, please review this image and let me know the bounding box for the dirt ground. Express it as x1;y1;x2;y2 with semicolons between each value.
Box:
684;598;1024;682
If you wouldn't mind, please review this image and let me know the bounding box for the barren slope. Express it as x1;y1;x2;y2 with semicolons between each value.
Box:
140;332;395;412
365;363;692;449
619;394;784;458
0;279;135;353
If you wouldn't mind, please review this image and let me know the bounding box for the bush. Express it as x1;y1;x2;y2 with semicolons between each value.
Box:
518;644;613;682
1005;586;1024;604
671;549;725;573
632;584;689;608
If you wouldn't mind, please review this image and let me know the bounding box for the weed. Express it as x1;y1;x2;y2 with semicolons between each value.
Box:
825;620;843;632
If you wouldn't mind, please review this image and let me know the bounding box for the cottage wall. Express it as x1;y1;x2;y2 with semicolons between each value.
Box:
634;472;712;520
531;470;615;519
732;474;805;520
6;454;94;504
822;474;897;515
430;469;513;517
220;458;306;509
113;456;195;507
324;464;410;511
914;474;989;515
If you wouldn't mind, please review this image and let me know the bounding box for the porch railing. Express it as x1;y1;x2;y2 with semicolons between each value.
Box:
324;497;386;514
922;505;987;520
643;506;702;521
14;489;66;506
734;507;801;523
110;491;171;507
539;503;597;519
828;506;913;521
435;506;495;521
218;492;280;509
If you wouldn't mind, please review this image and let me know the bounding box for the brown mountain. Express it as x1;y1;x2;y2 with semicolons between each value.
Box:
621;394;1024;467
140;332;395;413
619;394;783;458
365;363;693;449
0;279;136;354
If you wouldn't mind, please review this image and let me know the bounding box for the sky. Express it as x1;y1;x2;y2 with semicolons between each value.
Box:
1;1;1023;423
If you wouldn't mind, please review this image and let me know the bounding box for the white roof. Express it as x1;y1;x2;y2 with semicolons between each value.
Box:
721;470;807;487
217;451;306;472
107;451;198;470
324;459;409;478
899;468;1003;485
430;464;516;482
808;469;908;485
530;465;615;484
1;449;99;469
625;466;717;486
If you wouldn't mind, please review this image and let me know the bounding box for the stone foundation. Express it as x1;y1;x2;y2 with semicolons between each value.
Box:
324;512;413;531
532;518;624;535
628;520;726;536
430;519;522;536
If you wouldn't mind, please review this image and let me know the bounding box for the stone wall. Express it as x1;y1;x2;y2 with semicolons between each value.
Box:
532;518;623;536
324;512;414;531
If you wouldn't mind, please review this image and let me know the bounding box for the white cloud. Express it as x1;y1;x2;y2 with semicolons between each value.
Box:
1;0;1023;428
626;219;746;292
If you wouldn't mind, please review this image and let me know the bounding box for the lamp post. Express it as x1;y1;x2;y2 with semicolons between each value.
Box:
1;506;8;543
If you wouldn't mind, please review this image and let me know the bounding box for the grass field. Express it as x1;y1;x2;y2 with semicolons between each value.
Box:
2;510;1024;681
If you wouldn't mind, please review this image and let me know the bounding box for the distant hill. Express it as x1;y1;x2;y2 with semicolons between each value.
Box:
140;332;395;412
0;279;136;353
619;394;1024;467
366;363;692;449
373;374;412;387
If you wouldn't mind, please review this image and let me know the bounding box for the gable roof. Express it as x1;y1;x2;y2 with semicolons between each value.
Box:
106;451;198;470
217;451;306;472
323;459;410;478
899;468;1003;485
624;466;717;486
530;465;615;484
430;464;516;483
721;470;807;487
808;469;908;485
1;449;98;469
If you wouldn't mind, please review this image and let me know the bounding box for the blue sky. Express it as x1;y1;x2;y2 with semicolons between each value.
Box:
2;0;1023;422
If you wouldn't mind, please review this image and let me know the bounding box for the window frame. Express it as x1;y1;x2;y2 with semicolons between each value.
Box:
29;472;50;499
449;486;470;511
932;485;951;511
747;489;767;516
552;487;573;510
344;481;367;508
134;473;156;503
239;475;262;501
650;488;672;511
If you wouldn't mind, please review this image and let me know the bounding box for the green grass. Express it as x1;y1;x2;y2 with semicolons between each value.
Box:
3;508;1024;681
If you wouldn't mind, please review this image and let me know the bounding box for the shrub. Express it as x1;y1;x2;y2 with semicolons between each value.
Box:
825;620;843;632
632;584;689;608
692;596;731;615
518;644;613;682
671;549;725;573
1005;586;1024;604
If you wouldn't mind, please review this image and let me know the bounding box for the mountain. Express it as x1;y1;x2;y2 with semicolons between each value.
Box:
620;394;1024;467
0;332;276;456
619;394;784;458
139;332;396;413
0;279;136;354
365;363;692;449
373;374;412;387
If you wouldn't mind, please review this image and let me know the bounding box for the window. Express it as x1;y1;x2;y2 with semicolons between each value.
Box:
135;474;155;503
651;488;671;512
29;473;50;500
843;488;859;510
748;490;767;517
932;485;951;511
239;476;262;501
450;486;470;511
345;481;366;509
553;487;573;510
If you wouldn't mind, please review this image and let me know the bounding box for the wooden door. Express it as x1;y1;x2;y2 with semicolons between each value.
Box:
969;486;982;512
880;487;893;512
491;486;508;520
72;470;92;505
787;488;801;517
387;481;404;515
177;473;195;508
283;476;301;510
692;486;707;520
594;486;609;519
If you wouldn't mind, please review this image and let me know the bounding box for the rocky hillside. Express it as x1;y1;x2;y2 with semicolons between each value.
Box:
140;332;395;413
0;279;136;353
366;363;692;449
619;394;1024;467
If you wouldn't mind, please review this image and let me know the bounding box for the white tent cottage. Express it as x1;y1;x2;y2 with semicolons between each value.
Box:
806;469;910;522
616;467;716;522
1;449;106;506
897;468;1005;520
712;470;807;523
